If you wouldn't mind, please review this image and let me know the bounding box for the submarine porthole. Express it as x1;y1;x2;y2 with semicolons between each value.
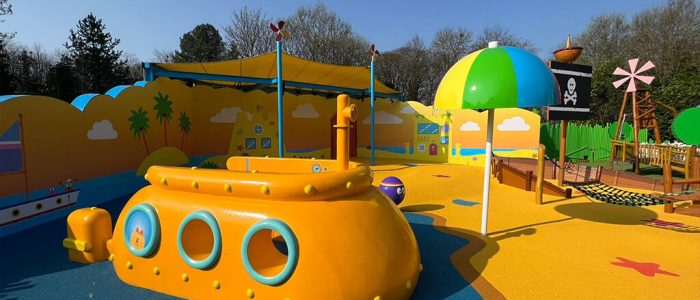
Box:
123;203;161;257
177;210;222;270
241;219;298;286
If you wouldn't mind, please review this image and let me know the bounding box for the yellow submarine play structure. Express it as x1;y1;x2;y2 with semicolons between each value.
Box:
63;95;421;299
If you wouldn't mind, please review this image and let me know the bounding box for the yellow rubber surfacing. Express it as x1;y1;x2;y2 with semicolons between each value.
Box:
366;159;700;299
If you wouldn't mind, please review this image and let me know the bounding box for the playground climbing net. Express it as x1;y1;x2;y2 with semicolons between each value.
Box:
570;182;666;206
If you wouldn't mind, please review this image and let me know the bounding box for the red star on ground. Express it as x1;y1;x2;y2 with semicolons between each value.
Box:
641;218;687;228
611;257;679;277
236;145;244;152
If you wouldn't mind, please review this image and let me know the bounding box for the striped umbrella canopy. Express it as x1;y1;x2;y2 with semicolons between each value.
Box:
434;46;559;109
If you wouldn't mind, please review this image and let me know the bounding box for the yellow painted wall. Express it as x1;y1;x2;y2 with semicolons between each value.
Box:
0;77;540;197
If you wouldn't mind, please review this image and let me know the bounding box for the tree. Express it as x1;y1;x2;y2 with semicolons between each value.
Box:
46;54;80;102
223;7;274;58
574;13;630;67
65;13;128;94
627;0;699;85
0;0;13;41
285;3;369;66
471;26;537;53
153;92;173;146
173;24;226;63
178;111;191;150
377;35;431;104
0;39;13;94
129;107;151;155
153;49;175;63
426;27;473;104
11;49;44;94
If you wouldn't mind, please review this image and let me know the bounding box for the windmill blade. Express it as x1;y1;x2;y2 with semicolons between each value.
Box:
275;33;283;41
613;67;630;76
636;75;655;85
613;77;630;89
626;79;637;92
628;58;639;72
278;20;286;30
636;61;655;74
270;23;279;32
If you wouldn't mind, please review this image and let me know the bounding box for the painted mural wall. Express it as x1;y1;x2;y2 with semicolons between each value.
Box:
0;77;540;197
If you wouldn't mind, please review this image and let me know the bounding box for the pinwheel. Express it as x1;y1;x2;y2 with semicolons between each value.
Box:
270;20;290;41
613;58;655;92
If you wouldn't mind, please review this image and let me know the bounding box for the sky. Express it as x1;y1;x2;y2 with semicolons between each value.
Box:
2;0;670;61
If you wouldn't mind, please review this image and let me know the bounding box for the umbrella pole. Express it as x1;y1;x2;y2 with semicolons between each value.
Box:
481;109;495;236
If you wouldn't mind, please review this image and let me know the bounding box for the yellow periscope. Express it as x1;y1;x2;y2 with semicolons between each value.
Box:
65;94;421;299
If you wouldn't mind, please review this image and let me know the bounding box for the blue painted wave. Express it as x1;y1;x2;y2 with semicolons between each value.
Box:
451;148;516;156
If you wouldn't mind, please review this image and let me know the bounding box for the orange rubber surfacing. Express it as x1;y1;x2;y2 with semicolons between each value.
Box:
364;158;700;299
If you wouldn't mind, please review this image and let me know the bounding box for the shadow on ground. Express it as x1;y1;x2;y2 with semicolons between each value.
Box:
554;202;657;225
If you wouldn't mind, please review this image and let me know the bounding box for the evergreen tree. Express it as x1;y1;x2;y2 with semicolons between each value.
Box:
11;49;44;94
46;55;80;102
64;13;127;94
173;24;226;62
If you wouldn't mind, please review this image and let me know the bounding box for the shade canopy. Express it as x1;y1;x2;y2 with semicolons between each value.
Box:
434;46;559;109
149;52;401;98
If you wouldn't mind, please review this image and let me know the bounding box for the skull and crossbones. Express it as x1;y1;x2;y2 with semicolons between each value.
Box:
563;78;577;106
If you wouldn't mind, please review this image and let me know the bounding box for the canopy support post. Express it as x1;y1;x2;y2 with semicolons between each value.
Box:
370;57;376;166
276;41;284;158
481;109;495;236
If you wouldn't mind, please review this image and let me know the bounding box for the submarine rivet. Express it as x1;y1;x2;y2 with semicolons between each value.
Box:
153;267;160;275
406;280;412;289
304;184;316;194
144;174;149;181
108;254;115;262
160;177;168;186
224;183;232;192
346;181;353;189
419;263;423;272
252;169;258;173
373;296;382;300
261;185;270;195
191;181;199;190
181;273;189;282
213;280;221;289
126;261;133;270
246;288;255;298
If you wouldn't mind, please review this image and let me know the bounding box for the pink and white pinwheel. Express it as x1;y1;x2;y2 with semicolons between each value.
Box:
270;20;289;41
613;58;655;92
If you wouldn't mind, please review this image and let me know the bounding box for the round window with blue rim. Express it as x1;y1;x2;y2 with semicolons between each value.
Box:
124;203;160;257
253;124;264;135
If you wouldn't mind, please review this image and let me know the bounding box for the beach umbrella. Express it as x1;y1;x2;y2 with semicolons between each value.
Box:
434;42;559;236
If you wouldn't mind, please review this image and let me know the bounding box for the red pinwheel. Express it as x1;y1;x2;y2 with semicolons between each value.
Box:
270;20;289;41
369;44;380;61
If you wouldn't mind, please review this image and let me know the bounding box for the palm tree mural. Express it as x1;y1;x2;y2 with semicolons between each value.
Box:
129;107;151;155
440;110;452;145
153;91;174;146
178;111;191;150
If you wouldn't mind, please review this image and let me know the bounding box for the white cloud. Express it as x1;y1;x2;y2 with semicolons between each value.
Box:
399;105;415;114
291;103;319;119
459;121;481;131
497;116;531;131
87;120;117;140
210;107;252;123
362;110;403;124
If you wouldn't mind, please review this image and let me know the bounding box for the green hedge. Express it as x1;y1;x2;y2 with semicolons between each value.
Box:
540;123;649;161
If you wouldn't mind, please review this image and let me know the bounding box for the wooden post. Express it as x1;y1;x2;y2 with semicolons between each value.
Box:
631;92;641;174
18;114;30;202
663;163;674;213
558;120;568;186
525;171;533;191
611;92;628;162
614;170;619;186
692;156;700;191
536;144;545;205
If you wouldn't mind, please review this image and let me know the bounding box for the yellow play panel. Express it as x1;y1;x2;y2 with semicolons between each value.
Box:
366;159;700;299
